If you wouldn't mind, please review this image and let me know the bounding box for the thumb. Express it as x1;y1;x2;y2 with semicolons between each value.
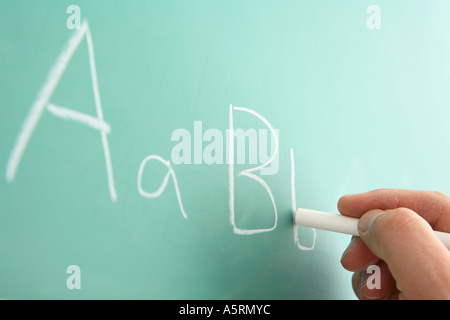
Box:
358;208;450;300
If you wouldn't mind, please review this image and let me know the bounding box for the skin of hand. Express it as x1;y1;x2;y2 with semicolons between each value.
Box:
338;189;450;300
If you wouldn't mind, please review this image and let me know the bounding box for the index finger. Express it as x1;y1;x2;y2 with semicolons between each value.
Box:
337;189;450;232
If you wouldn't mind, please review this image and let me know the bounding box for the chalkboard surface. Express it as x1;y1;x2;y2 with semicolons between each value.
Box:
1;1;449;299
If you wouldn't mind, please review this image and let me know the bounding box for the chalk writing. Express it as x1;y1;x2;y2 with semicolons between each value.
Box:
228;104;278;235
137;155;188;220
5;20;118;202
290;148;316;250
5;18;317;251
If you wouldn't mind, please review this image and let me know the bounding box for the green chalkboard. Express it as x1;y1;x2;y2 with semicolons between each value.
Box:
1;1;449;299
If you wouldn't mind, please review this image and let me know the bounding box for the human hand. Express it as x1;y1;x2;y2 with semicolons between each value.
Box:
338;189;450;300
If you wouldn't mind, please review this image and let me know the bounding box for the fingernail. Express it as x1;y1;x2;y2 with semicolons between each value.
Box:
359;271;366;290
358;209;385;234
341;236;359;262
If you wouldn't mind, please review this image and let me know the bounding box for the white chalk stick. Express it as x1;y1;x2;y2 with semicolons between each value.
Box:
295;208;450;250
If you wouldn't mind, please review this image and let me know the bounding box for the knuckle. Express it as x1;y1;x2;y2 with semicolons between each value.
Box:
432;191;450;201
368;208;421;261
383;207;417;228
371;188;391;197
372;188;400;206
371;207;418;239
